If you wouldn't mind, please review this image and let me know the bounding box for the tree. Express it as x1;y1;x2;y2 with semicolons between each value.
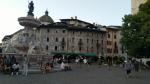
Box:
121;0;150;58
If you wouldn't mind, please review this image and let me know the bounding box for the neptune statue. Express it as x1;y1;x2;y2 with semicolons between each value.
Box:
28;1;34;16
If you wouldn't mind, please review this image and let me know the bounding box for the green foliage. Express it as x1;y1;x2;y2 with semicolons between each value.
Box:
121;0;150;58
113;56;125;65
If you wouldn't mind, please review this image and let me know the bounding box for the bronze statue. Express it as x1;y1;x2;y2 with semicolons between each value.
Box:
28;1;34;16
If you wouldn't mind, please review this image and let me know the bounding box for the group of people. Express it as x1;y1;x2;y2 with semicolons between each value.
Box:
40;62;53;73
51;57;72;71
0;55;19;75
60;61;72;71
124;58;141;78
0;55;29;76
75;57;92;65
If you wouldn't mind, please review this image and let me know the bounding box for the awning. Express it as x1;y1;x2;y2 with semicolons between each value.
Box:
83;53;97;57
51;52;97;57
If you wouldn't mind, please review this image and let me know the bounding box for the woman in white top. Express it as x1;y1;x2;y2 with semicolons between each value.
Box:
11;62;20;75
60;62;65;70
83;58;87;64
75;58;79;64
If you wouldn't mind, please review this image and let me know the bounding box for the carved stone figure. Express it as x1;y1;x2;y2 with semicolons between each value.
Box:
28;1;34;16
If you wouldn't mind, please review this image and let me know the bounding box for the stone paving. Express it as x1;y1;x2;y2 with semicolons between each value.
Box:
0;64;150;84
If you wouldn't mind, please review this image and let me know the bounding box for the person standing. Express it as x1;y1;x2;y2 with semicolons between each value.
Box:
22;55;28;76
0;56;4;72
60;61;65;71
10;56;16;66
133;60;140;78
83;58;88;64
75;58;79;64
124;59;133;78
11;62;20;76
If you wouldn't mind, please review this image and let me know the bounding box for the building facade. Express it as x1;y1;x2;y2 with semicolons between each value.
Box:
131;0;147;14
105;26;126;58
1;1;123;58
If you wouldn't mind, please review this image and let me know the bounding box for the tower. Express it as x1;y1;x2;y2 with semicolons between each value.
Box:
131;0;147;14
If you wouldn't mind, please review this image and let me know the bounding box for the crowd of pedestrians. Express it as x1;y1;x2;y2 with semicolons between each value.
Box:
0;54;144;78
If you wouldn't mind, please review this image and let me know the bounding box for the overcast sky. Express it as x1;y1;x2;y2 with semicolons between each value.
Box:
0;0;131;42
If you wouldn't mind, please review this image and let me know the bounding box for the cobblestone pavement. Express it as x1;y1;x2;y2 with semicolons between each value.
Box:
0;64;150;84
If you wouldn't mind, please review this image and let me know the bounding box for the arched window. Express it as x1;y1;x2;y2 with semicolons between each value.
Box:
47;29;49;32
55;46;57;51
56;38;58;42
46;45;48;50
47;37;49;42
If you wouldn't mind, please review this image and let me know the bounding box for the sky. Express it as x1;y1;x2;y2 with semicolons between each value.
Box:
0;0;131;42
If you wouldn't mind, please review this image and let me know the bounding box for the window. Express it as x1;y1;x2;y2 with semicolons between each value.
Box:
92;39;93;44
62;30;66;33
101;34;103;38
78;39;83;46
72;38;74;43
91;47;94;52
97;40;99;43
72;46;74;52
61;38;65;45
114;42;117;47
47;29;49;32
114;48;118;53
107;48;112;53
87;39;89;43
114;35;116;39
107;48;110;53
79;39;82;42
80;31;82;35
87;47;89;52
62;38;65;41
56;30;58;33
108;34;110;38
79;47;82;51
46;45;48;50
62;46;64;50
47;37;49;42
55;46;57;51
56;38;58;42
110;49;112;53
107;41;112;45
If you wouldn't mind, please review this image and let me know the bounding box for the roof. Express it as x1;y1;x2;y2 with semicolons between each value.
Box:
106;25;121;30
2;29;23;41
60;19;92;25
2;35;13;41
39;10;54;24
60;18;96;28
39;23;106;33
